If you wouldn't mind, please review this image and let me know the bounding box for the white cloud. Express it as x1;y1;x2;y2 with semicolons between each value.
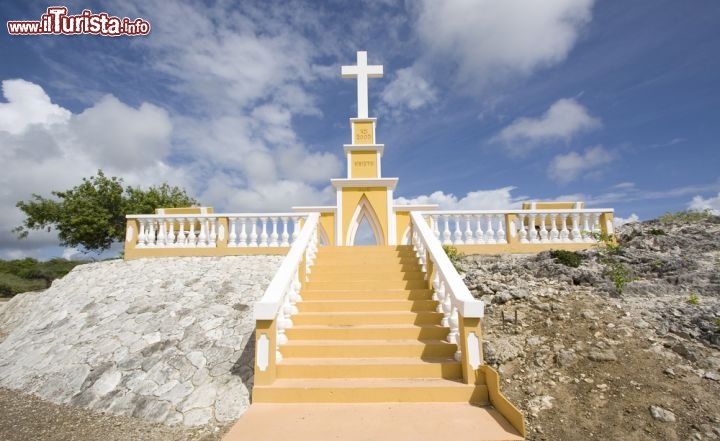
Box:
71;95;172;171
688;192;720;214
613;213;640;227
395;186;521;210
416;0;593;81
381;67;437;114
380;0;594;112
495;98;601;154
0;79;186;257
0;79;71;135
547;146;616;184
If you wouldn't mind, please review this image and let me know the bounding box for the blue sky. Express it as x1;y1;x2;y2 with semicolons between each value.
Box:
0;0;719;258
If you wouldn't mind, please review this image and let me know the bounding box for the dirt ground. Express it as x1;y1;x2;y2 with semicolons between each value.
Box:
484;289;720;441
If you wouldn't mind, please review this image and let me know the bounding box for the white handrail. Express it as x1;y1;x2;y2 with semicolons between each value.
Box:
254;212;320;320
426;208;613;215
126;212;304;219
410;211;484;318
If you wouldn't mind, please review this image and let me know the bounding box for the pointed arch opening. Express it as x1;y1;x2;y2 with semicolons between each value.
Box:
346;194;385;246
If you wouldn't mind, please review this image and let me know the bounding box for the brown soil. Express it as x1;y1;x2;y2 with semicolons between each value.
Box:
0;388;229;441
485;289;720;440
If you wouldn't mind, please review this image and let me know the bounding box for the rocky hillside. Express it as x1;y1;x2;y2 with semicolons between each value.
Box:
0;256;283;429
463;214;720;440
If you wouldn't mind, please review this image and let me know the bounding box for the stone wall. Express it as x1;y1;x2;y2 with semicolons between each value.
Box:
0;255;283;426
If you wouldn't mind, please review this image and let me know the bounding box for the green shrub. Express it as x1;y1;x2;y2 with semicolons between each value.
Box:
550;250;582;268
606;262;633;294
647;228;666;236
713;319;720;332
0;258;86;297
659;209;711;224
442;245;464;272
0;273;47;297
687;294;700;305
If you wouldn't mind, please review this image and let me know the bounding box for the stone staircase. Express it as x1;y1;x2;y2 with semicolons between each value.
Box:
252;245;489;404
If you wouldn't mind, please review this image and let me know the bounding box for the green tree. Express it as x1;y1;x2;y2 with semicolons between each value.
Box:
14;170;198;253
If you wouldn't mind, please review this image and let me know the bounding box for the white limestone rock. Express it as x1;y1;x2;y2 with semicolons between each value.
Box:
0;255;283;426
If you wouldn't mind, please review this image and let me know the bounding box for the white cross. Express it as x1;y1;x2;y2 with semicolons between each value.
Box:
341;51;383;119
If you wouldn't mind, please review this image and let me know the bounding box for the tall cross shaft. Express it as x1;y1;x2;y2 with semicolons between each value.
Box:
341;51;383;119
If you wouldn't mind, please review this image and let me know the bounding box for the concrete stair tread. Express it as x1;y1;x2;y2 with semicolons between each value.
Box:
284;339;453;346
223;403;524;441
280;357;459;365
290;323;446;330
263;377;472;387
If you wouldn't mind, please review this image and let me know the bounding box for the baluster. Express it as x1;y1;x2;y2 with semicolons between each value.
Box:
442;215;452;245
146;220;156;247
441;283;452;327
176;218;186;247
432;215;440;240
259;217;269;247
197;219;208;247
137;220;147;248
291;269;302;304
431;272;442;303
449;307;461;361
209;219;218;247
539;213;548;242
187;218;196;247
549;213;559;242
463;215;474;245
276;308;286;363
496;214;506;243
269;217;279;247
582;213;593;242
571;213;582;242
559;213;570;242
485;214;496;244
592;213;601;235
451;215;463;245
155;219;166;247
167;218;176;247
228;217;238;247
474;214;485;244
249;218;258;247
238;218;248;247
280;217;290;247
291;217;300;245
528;213;538;243
517;214;528;243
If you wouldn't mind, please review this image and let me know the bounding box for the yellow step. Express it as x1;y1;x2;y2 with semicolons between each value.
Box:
304;279;429;290
318;246;415;255
281;339;456;358
252;378;489;404
276;357;462;379
286;324;449;340
300;289;433;301
297;300;438;313
309;271;426;281
292;311;442;326
310;263;423;274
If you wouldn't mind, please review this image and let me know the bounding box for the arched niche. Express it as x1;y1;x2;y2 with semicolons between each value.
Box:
346;194;385;246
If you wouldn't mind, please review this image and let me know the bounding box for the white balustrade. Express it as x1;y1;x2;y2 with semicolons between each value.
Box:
410;212;485;366
127;213;305;249
254;213;320;363
423;209;612;246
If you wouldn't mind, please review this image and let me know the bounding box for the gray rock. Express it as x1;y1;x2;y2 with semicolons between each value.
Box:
0;256;283;426
555;349;578;367
649;405;676;422
704;371;720;381
183;407;213;426
588;350;618;362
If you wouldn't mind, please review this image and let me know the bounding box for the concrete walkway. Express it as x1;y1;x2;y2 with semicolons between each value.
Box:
223;403;524;441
